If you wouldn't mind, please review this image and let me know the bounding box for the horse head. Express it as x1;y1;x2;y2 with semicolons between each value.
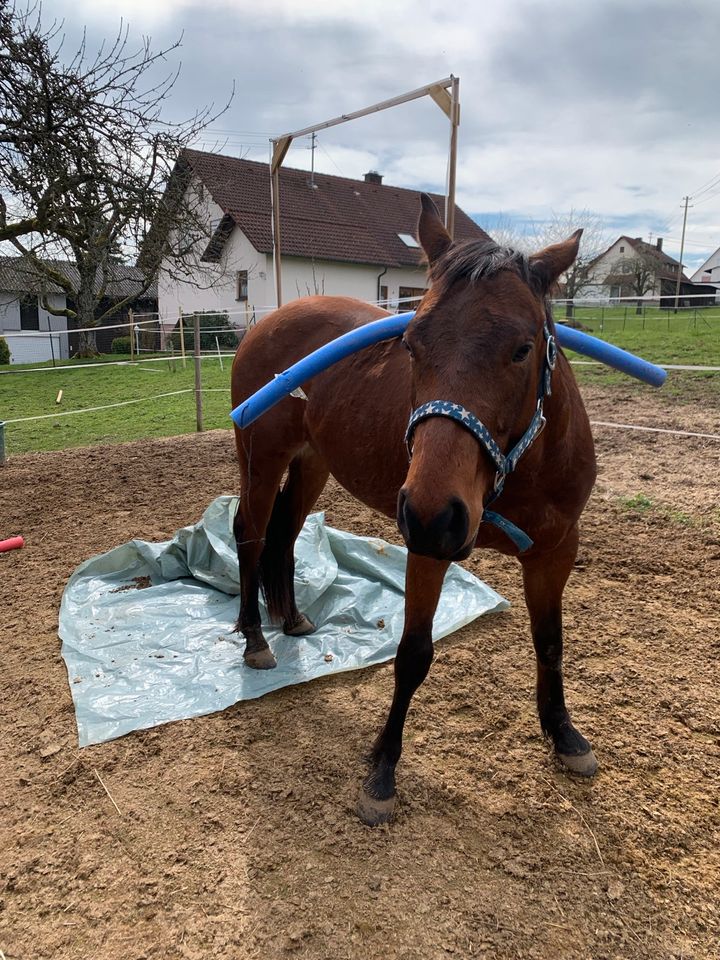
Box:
397;195;582;560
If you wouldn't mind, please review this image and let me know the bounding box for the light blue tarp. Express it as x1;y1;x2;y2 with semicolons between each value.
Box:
59;497;509;746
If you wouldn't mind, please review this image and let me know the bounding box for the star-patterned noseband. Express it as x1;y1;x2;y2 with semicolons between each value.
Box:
404;320;558;553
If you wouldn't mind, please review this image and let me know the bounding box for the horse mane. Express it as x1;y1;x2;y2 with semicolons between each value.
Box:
430;239;543;297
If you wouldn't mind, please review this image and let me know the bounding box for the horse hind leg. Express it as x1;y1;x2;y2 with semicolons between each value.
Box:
258;444;329;637
233;461;288;670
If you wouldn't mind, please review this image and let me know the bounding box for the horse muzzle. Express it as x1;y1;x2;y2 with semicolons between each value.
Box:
397;489;473;561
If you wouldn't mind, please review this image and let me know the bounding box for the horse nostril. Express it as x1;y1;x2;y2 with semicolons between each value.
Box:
445;496;470;552
397;490;470;559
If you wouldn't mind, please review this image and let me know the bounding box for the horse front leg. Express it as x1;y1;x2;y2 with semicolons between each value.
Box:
521;526;598;776
357;553;449;826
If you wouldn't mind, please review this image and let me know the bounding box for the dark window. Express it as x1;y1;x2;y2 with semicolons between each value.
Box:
398;286;426;310
20;295;39;330
379;284;388;306
619;245;625;253
236;270;248;301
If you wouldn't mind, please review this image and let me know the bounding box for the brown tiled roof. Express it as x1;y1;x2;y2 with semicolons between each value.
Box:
182;149;489;268
591;236;690;282
0;257;158;299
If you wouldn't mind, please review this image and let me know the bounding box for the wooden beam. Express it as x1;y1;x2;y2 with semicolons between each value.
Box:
272;77;453;142
271;136;292;175
427;84;452;119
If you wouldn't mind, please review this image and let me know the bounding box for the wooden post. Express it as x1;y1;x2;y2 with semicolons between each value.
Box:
446;75;459;238
178;306;187;369
194;313;203;432
272;166;283;307
129;309;135;362
0;421;6;466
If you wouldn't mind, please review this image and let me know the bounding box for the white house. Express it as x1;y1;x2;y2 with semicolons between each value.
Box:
691;245;720;300
0;258;159;364
158;150;489;329
0;259;69;364
578;236;717;306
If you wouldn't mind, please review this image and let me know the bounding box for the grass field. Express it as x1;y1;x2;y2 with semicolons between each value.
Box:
1;304;719;456
0;354;233;455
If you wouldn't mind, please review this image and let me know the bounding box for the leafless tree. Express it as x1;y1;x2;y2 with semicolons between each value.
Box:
604;253;657;314
0;2;232;354
531;210;609;319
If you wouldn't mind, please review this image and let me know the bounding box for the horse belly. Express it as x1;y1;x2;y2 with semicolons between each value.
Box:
304;346;411;520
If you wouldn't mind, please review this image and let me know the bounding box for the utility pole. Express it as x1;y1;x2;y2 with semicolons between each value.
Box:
673;196;691;313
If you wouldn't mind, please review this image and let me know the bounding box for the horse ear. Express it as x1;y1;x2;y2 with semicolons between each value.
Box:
418;193;452;265
529;229;583;292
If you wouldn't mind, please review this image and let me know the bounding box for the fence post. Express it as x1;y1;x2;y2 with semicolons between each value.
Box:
178;306;187;369
0;421;6;466
194;313;203;432
129;309;135;362
47;319;56;367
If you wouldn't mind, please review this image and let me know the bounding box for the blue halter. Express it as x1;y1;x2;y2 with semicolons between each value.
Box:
404;320;558;553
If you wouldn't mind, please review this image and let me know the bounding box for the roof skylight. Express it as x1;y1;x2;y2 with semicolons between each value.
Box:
398;233;420;248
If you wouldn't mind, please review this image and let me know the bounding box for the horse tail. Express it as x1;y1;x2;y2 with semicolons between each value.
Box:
257;481;297;627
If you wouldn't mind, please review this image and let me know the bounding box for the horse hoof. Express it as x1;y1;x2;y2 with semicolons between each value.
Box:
356;787;396;826
284;613;316;637
557;747;598;777
244;648;277;670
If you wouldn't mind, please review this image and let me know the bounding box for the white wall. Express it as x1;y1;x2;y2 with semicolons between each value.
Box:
582;239;662;300
0;292;68;364
278;258;428;310
691;246;720;284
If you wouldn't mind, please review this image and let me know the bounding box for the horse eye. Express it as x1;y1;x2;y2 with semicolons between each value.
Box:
512;343;533;363
402;337;414;357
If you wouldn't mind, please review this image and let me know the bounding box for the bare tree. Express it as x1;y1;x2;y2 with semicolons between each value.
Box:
604;253;657;314
532;210;609;319
0;2;232;354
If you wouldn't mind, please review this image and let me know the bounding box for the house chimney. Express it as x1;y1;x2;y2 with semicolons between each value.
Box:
364;171;383;185
656;237;663;251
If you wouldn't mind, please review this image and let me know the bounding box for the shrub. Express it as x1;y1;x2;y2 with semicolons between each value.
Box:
0;336;10;365
111;336;131;354
170;312;239;352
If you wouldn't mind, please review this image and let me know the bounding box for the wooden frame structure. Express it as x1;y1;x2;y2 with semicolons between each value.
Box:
269;75;460;306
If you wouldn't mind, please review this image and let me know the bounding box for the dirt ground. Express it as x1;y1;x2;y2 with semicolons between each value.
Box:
1;380;719;960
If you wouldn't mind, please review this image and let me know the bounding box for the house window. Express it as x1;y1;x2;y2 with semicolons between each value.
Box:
236;270;248;301
379;285;388;306
20;295;39;330
619;245;625;253
398;286;426;309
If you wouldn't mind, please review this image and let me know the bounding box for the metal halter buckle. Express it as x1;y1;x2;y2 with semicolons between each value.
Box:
546;334;557;370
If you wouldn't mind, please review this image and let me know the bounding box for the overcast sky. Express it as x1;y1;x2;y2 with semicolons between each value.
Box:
46;0;720;272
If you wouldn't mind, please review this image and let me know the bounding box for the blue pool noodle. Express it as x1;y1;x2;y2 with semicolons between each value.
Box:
230;311;666;429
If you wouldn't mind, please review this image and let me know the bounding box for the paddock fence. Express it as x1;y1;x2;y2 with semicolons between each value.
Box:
1;295;720;464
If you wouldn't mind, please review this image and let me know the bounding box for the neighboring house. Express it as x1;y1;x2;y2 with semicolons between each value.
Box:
690;245;720;300
157;150;489;328
0;257;158;364
582;237;716;306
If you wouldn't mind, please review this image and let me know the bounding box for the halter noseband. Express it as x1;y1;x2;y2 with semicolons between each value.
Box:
404;320;558;553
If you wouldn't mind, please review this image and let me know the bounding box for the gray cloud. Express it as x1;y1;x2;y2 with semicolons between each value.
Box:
38;0;720;267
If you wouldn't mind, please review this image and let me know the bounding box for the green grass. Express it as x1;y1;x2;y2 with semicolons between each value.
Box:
0;353;233;455
555;304;720;401
2;304;719;456
559;305;720;365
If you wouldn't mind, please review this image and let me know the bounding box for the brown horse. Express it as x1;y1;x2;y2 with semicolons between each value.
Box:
230;195;598;825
